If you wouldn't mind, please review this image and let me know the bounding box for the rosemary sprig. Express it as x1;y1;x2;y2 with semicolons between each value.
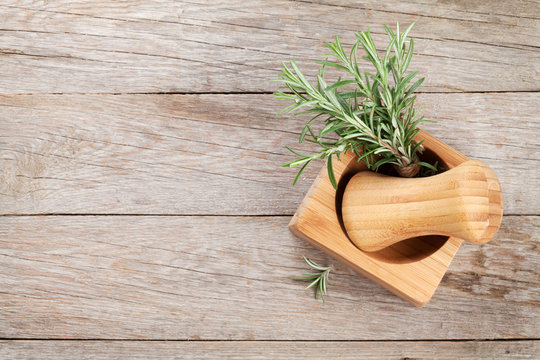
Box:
273;23;437;188
292;256;331;303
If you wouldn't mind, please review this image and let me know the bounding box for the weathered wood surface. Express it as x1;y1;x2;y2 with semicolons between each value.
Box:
1;340;538;359
1;93;538;215
0;0;538;94
1;0;539;356
0;215;538;339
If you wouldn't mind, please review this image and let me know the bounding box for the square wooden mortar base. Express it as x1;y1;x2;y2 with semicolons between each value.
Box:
289;130;468;307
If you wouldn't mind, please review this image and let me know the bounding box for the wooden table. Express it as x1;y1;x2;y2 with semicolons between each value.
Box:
1;1;538;358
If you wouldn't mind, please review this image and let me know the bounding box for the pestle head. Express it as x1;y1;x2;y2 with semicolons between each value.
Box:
341;160;503;252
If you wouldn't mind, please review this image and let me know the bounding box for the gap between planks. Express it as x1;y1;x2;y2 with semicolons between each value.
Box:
0;90;538;96
0;338;538;342
0;214;537;217
0;339;538;360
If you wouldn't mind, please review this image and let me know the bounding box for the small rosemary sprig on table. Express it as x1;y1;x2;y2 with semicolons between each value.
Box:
291;256;331;303
273;23;437;188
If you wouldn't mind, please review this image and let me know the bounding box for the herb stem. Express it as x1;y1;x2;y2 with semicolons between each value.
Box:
274;23;437;186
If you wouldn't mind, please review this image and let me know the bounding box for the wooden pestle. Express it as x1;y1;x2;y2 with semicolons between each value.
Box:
341;160;503;252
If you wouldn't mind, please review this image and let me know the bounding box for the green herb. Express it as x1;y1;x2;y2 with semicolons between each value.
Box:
291;256;331;303
273;23;437;188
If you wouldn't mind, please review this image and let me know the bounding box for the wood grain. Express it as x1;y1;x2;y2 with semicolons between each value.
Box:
343;160;502;250
290;131;469;307
1;340;538;359
1;93;538;215
0;0;538;355
0;215;537;339
0;0;538;93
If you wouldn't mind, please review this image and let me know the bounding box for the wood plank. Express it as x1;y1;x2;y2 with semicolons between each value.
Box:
304;0;540;19
1;93;538;215
0;215;537;339
0;0;538;93
1;340;538;359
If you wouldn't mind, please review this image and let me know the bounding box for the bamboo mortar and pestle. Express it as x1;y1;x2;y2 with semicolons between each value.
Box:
341;160;504;252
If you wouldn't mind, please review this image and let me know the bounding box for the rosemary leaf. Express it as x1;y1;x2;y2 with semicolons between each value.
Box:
274;23;437;187
292;257;331;303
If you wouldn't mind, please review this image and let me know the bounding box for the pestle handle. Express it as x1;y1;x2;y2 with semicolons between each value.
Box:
341;160;503;252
